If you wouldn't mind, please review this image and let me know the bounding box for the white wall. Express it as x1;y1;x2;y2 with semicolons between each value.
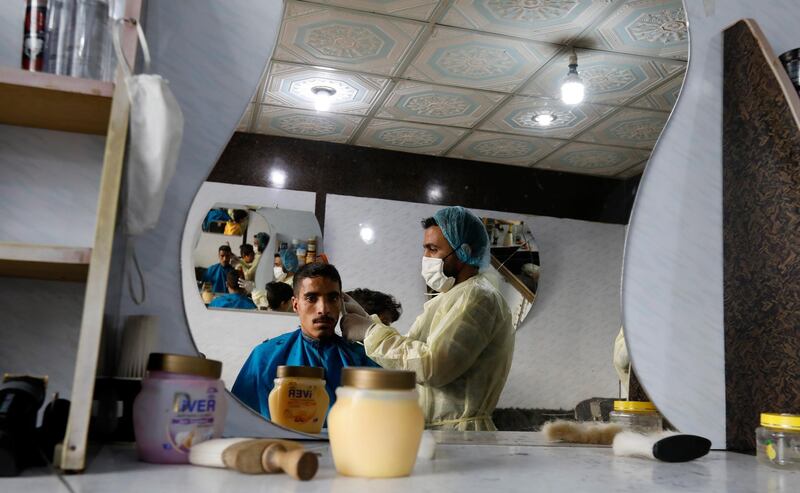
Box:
623;0;800;448
324;195;625;410
0;0;24;68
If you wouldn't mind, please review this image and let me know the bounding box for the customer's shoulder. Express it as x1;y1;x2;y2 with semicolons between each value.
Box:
257;328;301;348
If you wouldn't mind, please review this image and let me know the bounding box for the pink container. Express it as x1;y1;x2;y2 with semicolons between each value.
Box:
133;353;227;463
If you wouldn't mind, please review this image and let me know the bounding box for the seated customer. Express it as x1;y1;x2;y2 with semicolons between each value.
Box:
209;270;257;310
252;281;294;312
202;245;234;293
232;263;378;420
345;288;402;325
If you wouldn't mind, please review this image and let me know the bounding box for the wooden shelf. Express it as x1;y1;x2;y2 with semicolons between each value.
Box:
0;242;92;282
0;67;113;135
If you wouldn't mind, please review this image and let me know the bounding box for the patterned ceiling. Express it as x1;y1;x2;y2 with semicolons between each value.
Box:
237;0;688;178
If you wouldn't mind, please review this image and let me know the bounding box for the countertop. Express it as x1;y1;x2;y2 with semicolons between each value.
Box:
7;432;798;492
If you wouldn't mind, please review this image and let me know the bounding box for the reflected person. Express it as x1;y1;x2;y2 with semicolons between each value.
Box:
232;263;378;421
273;249;299;285
209;270;257;310
341;206;515;431
252;281;294;312
202;245;234;293
345;288;402;326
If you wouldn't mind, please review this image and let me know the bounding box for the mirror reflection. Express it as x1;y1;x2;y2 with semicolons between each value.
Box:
185;0;689;435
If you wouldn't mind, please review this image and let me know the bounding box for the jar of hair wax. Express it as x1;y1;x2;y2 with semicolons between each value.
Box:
756;413;800;470
609;401;663;433
268;365;329;434
133;353;227;463
328;368;424;478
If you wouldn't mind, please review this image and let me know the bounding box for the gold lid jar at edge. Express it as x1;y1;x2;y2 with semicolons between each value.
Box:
760;413;800;431
276;365;325;379
341;367;416;390
146;353;222;379
613;400;657;412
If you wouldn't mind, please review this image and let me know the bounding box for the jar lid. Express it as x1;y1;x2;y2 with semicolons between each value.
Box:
761;413;800;430
276;365;324;379
341;367;416;390
147;353;221;379
614;400;657;412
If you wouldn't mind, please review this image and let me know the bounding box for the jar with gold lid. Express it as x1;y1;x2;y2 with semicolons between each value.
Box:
328;367;424;478
609;400;663;433
133;353;227;463
268;365;329;433
756;413;800;469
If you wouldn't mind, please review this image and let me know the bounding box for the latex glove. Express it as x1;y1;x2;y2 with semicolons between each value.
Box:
340;293;373;342
237;278;255;293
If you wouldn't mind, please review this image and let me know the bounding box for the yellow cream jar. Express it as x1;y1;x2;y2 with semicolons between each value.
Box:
268;366;329;434
328;367;424;478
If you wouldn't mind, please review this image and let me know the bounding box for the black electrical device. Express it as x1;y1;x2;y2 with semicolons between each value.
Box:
0;375;46;476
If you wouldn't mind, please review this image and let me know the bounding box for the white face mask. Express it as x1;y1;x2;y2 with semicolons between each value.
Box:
274;267;285;281
421;256;455;293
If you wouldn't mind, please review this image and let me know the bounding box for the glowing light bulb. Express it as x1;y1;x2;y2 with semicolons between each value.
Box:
534;113;554;126
561;52;585;105
311;86;336;112
270;169;287;187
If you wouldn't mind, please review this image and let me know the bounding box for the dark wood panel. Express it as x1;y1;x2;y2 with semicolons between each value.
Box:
723;20;800;453
209;133;639;225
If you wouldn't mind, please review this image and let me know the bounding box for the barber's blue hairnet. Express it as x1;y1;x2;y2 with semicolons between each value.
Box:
433;206;489;268
280;249;299;273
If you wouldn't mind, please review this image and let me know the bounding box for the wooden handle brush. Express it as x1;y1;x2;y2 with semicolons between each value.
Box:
189;438;318;481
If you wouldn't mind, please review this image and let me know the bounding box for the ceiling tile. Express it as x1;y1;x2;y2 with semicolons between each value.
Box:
255;106;362;143
616;159;648;178
578;0;688;60
520;48;685;105
356;118;467;155
440;0;611;44
377;81;505;127
237;104;254;132
447;130;565;167
532;142;650;176
310;0;441;21
628;71;684;110
264;62;389;115
274;1;425;76
574;107;668;149
481;96;615;139
403;26;559;92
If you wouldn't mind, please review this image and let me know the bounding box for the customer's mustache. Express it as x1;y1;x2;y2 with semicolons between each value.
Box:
313;316;335;324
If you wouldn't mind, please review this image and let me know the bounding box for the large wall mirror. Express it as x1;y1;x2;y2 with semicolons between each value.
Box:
183;0;688;435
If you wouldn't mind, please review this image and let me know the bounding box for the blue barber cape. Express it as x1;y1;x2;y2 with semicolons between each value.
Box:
231;328;380;420
202;263;234;293
209;293;256;310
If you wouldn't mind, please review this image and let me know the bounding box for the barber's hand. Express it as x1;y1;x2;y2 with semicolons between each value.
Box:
237;278;255;293
340;293;372;342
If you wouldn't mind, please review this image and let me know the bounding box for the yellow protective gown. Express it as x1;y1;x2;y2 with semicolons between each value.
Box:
363;273;514;431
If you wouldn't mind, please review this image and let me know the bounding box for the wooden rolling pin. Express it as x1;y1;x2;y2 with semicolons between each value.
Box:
189;438;318;481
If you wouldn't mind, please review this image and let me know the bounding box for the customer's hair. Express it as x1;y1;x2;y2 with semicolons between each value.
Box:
346;288;402;323
240;243;255;257
266;281;294;310
226;269;243;291
421;217;438;229
231;209;248;222
218;245;232;254
292;263;342;295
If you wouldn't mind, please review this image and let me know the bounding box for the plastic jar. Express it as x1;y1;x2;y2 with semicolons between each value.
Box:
756;413;800;469
328;368;424;478
609;401;663;433
133;353;227;463
268;366;329;434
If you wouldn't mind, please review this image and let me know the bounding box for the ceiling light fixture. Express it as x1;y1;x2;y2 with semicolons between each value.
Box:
311;86;336;112
359;225;375;245
533;112;555;126
560;51;584;105
269;169;287;188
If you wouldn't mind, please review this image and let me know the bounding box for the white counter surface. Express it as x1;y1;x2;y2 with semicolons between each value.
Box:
7;432;799;492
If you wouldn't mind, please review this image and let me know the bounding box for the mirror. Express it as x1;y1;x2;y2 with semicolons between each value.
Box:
184;0;688;434
193;204;323;312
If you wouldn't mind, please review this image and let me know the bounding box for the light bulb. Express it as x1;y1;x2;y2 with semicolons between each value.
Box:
534;113;554;126
269;169;287;187
311;86;336;112
561;79;584;105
